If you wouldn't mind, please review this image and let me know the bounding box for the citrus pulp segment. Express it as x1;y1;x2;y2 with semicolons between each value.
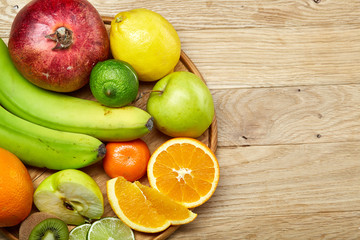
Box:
106;177;197;233
87;217;134;240
134;181;197;225
69;223;91;240
147;137;220;208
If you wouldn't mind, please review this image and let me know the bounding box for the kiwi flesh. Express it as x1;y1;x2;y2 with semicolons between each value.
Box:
19;212;69;240
28;218;69;240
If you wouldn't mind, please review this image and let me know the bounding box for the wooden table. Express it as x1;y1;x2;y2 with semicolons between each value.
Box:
1;0;360;239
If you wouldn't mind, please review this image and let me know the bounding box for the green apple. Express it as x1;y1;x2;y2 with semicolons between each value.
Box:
33;169;104;225
147;71;214;137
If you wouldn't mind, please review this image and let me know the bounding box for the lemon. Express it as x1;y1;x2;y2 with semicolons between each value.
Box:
110;8;181;82
89;59;139;108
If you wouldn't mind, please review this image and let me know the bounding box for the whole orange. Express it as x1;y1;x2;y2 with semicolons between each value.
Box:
103;139;150;181
0;148;34;227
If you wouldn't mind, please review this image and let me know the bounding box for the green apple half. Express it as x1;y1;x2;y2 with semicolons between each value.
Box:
147;71;214;138
33;169;104;225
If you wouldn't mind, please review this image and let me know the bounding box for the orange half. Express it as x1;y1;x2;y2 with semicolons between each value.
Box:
147;137;220;208
106;176;196;233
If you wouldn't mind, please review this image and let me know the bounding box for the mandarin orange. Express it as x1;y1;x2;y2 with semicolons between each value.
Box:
103;139;150;181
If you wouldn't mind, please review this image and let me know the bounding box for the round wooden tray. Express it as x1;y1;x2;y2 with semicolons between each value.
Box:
0;16;217;240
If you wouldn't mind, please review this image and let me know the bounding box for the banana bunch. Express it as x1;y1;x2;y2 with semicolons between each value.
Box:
0;38;153;170
0;105;105;170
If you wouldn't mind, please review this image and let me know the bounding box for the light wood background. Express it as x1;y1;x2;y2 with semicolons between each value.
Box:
1;0;360;239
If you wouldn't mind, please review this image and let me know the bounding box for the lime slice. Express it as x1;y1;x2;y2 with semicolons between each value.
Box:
87;217;134;240
69;223;91;240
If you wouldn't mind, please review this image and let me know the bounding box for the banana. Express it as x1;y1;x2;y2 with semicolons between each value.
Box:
0;38;153;142
0;105;106;170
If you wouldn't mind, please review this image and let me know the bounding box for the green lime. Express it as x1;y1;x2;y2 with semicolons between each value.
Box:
87;217;134;240
69;223;91;240
90;59;139;107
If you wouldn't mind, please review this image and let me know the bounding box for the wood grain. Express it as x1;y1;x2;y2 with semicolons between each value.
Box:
180;26;360;89
214;143;360;215
1;0;360;33
213;84;360;147
171;211;360;240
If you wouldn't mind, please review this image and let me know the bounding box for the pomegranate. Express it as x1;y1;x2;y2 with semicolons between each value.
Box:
8;0;110;92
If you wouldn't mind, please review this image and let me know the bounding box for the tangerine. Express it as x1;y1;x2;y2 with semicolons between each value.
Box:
103;139;150;181
0;147;34;227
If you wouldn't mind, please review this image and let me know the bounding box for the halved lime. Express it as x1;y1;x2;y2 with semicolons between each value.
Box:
69;223;91;240
87;217;134;240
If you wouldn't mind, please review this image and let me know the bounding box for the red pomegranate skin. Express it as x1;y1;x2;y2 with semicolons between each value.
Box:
8;0;110;92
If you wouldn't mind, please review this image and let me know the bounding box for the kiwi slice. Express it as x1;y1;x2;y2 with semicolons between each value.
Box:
19;212;69;240
28;218;69;240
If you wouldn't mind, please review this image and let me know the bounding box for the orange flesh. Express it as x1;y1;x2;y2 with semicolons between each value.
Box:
152;143;216;204
135;182;195;222
113;177;195;229
114;177;167;228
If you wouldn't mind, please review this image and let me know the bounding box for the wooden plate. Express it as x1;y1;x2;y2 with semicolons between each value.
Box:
0;16;217;240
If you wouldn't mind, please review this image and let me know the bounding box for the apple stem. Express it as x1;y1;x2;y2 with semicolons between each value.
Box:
135;90;163;102
45;27;73;50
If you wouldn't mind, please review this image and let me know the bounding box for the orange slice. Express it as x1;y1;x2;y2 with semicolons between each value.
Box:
106;176;197;233
147;137;220;208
